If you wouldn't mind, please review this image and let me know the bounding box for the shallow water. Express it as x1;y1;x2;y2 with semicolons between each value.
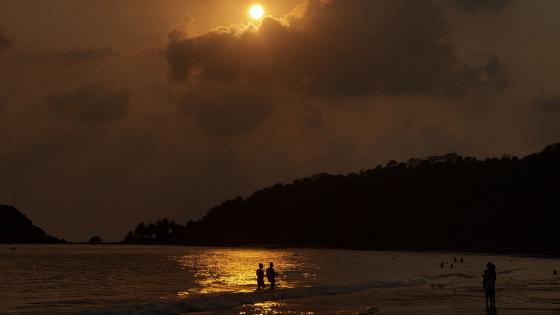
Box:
1;245;560;314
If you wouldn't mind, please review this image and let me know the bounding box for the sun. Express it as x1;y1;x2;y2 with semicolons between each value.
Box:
249;4;265;20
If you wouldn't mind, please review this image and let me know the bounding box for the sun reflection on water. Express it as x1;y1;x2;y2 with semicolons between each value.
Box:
171;248;313;295
240;301;316;315
242;301;285;315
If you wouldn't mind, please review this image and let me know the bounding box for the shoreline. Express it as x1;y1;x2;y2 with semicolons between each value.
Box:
4;243;560;259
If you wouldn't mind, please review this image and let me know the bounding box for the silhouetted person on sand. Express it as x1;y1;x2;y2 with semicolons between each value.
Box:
266;262;277;289
483;262;497;311
256;263;266;290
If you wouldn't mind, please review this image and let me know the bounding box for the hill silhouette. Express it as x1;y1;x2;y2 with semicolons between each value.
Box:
124;142;560;255
0;205;65;244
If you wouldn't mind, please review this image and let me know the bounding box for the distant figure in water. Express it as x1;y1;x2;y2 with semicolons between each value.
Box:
440;261;444;269
554;270;557;276
256;263;266;290
266;262;277;289
461;257;464;263
483;262;497;311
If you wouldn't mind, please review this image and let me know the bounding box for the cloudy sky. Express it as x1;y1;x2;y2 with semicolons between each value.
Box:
1;0;559;241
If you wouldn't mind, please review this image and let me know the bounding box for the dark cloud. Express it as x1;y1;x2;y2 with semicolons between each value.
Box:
454;55;509;92
46;85;130;124
166;0;508;100
0;26;13;53
535;95;560;113
450;0;512;11
0;96;7;111
20;47;117;66
482;55;509;89
178;85;274;136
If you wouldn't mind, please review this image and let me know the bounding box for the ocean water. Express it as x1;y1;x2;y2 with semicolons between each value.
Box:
1;245;560;314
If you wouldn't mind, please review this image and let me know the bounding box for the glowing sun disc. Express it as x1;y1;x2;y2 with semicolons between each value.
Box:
249;5;265;20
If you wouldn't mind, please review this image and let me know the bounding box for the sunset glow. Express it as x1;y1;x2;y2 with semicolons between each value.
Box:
249;4;265;20
3;0;560;314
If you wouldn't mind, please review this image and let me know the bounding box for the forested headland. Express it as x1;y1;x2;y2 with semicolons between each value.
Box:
0;205;65;244
124;142;560;254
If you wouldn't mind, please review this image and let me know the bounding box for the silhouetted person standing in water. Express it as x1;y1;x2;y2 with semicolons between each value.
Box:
483;262;497;311
266;262;277;289
256;263;266;290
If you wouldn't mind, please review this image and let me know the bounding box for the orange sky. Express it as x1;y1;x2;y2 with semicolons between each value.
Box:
1;0;560;241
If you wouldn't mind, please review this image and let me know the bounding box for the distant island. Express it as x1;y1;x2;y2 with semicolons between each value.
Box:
0;205;65;244
123;142;560;255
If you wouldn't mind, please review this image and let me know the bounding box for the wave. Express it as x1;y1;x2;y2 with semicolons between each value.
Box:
428;272;478;280
419;268;523;282
498;268;524;275
13;278;426;315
